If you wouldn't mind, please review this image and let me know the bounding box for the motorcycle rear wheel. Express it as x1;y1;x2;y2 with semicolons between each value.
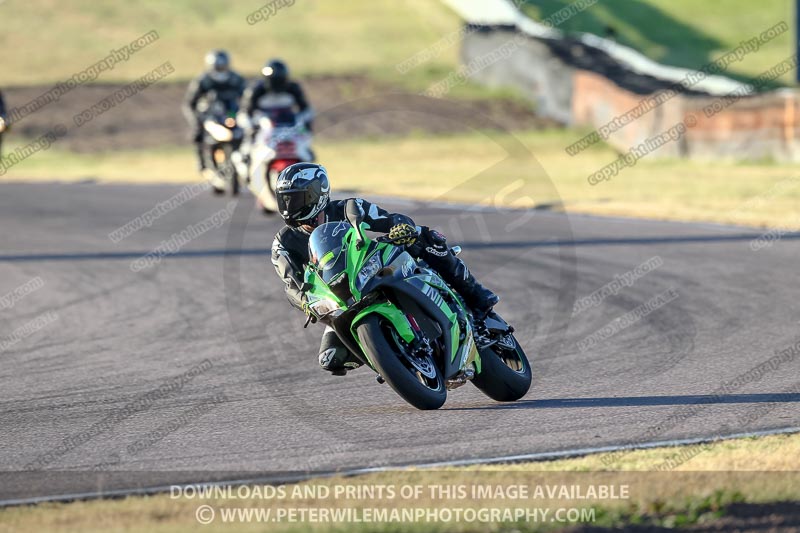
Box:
356;314;446;410
259;168;280;215
471;334;532;402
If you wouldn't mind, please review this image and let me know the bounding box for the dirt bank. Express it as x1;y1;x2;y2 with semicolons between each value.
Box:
3;75;554;153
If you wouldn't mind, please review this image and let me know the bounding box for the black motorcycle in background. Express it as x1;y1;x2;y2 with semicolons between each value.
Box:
200;101;244;196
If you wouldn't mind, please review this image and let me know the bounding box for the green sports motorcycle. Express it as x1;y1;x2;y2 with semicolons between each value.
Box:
301;202;531;410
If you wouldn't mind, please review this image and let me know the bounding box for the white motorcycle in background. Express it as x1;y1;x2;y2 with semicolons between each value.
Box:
234;107;314;214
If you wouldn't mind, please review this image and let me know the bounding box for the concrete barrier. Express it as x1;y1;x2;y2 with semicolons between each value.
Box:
446;0;799;161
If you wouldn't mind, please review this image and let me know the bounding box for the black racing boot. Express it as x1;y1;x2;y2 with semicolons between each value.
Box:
319;327;362;376
462;274;499;318
449;260;499;319
196;144;208;171
326;360;363;376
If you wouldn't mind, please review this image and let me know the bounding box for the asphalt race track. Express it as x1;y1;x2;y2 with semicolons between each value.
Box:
2;182;799;502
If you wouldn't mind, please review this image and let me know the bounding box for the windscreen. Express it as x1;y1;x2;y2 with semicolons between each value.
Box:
308;222;350;283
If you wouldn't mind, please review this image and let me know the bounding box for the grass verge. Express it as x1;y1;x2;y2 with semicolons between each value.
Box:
0;0;483;97
520;0;793;87
4;128;800;229
1;433;798;532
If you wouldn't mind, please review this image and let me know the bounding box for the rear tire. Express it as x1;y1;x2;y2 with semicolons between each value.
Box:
356;315;446;410
260;168;279;215
472;335;531;402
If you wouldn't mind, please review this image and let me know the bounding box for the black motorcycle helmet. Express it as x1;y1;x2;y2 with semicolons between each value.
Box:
276;163;330;227
205;50;231;83
205;50;230;72
262;59;289;91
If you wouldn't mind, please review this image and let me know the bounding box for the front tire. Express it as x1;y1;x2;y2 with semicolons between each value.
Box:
356;315;446;410
227;164;240;196
472;334;531;401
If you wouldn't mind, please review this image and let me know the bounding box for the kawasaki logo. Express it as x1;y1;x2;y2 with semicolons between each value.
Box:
422;284;444;308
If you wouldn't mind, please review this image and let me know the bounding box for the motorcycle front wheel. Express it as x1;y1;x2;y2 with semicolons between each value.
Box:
356;314;446;410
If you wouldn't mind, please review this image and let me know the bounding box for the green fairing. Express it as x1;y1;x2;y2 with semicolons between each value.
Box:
304;221;480;375
351;300;415;345
304;269;345;307
407;274;462;362
381;245;394;263
344;231;372;301
420;276;482;371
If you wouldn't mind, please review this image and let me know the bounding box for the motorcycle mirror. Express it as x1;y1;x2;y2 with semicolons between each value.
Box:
345;199;363;225
345;199;366;249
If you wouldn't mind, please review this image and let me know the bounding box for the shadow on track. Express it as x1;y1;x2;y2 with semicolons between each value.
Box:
445;393;800;411
4;232;800;262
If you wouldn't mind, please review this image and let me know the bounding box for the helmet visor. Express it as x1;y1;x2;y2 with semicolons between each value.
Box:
277;188;315;222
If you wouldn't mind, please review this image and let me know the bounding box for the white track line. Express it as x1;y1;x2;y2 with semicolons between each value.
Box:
2;426;798;507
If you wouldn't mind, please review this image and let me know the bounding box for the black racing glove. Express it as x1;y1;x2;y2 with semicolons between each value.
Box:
388;223;418;245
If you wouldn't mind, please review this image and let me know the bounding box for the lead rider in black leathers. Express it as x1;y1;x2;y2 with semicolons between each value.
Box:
183;50;246;172
270;163;499;375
